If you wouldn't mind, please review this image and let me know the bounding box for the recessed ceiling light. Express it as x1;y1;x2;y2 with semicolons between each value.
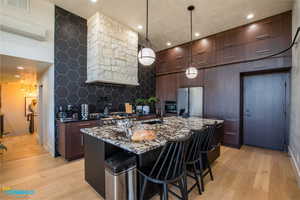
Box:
90;0;98;3
17;66;24;70
195;32;201;37
137;25;143;30
15;75;20;78
166;42;172;46
247;13;254;20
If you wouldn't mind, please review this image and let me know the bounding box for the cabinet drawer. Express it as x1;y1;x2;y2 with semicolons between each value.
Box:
74;120;99;128
245;37;284;59
216;28;246;50
156;60;170;73
244;16;282;43
216;45;246;64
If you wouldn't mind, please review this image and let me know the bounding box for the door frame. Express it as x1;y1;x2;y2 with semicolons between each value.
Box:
239;68;291;151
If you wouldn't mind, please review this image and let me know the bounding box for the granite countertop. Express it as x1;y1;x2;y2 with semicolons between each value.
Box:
80;116;224;155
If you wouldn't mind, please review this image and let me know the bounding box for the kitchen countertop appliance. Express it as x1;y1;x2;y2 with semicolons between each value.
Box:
164;101;177;114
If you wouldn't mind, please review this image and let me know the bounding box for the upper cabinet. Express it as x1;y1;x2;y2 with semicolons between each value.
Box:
156;44;189;73
155;11;291;75
192;37;216;68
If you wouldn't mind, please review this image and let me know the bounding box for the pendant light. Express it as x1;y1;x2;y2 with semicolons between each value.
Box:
138;0;156;66
185;5;198;79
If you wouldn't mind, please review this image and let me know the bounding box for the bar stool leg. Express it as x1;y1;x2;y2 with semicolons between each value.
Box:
198;159;205;192
206;154;214;181
163;184;169;200
180;176;188;200
193;163;202;195
140;178;147;200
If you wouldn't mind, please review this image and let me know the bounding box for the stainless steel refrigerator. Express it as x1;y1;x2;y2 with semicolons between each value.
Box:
177;87;203;117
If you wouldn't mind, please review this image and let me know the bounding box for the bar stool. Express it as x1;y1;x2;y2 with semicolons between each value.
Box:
184;129;207;195
199;123;217;192
138;137;190;200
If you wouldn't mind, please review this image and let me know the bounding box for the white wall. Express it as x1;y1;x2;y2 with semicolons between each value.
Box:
0;0;55;156
38;65;55;156
1;83;29;135
0;0;54;63
290;0;300;185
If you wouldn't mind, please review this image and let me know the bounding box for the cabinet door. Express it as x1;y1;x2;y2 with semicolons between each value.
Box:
156;74;178;103
216;30;246;64
156;50;169;73
244;15;282;43
216;45;246;64
216;28;245;50
246;37;280;59
68;121;99;160
192;37;216;68
177;70;204;88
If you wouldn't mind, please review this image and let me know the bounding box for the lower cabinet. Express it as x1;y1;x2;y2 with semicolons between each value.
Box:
58;120;99;161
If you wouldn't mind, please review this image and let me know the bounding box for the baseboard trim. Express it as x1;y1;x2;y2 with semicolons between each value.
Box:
288;146;300;187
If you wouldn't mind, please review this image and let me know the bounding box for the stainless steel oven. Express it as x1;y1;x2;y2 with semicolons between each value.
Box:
165;101;177;114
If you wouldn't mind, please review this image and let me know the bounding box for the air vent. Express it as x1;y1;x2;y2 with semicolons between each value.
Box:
4;0;30;11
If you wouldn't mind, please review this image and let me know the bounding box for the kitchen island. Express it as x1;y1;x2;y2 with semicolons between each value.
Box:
81;116;223;199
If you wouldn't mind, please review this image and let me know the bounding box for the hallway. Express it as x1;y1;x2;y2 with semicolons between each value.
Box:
1;133;46;162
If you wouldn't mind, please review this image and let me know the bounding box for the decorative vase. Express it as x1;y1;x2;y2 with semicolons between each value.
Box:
143;105;150;115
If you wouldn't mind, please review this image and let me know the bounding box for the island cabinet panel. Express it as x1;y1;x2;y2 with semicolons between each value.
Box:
84;134;106;198
58;120;99;160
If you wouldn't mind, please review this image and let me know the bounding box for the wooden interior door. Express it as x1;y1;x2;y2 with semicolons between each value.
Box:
243;72;288;151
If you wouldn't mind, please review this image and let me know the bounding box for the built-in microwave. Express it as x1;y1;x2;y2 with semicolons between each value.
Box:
165;101;177;114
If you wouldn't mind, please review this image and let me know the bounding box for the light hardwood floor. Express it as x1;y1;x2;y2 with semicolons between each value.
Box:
1;133;47;162
0;146;299;200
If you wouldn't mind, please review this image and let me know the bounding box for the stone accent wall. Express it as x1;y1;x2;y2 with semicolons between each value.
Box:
87;12;139;85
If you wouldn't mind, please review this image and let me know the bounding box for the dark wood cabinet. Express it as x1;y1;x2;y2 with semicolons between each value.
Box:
177;70;204;88
192;37;216;68
216;45;246;64
155;11;291;74
58;120;99;160
156;73;178;103
243;15;282;44
155;11;292;147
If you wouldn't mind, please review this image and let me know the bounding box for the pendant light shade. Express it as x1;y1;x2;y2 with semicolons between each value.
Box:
186;5;198;79
186;66;198;79
138;0;156;66
138;48;156;66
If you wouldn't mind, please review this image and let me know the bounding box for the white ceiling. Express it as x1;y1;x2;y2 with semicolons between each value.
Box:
51;0;293;51
0;55;50;83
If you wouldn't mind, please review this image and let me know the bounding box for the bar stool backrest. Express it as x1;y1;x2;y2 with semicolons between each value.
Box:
186;129;207;163
148;137;190;181
201;123;217;152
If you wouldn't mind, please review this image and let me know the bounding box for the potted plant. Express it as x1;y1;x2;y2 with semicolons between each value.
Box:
147;97;159;114
135;98;146;115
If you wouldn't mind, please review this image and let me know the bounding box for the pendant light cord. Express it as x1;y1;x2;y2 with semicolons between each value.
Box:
190;7;193;66
146;0;149;42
